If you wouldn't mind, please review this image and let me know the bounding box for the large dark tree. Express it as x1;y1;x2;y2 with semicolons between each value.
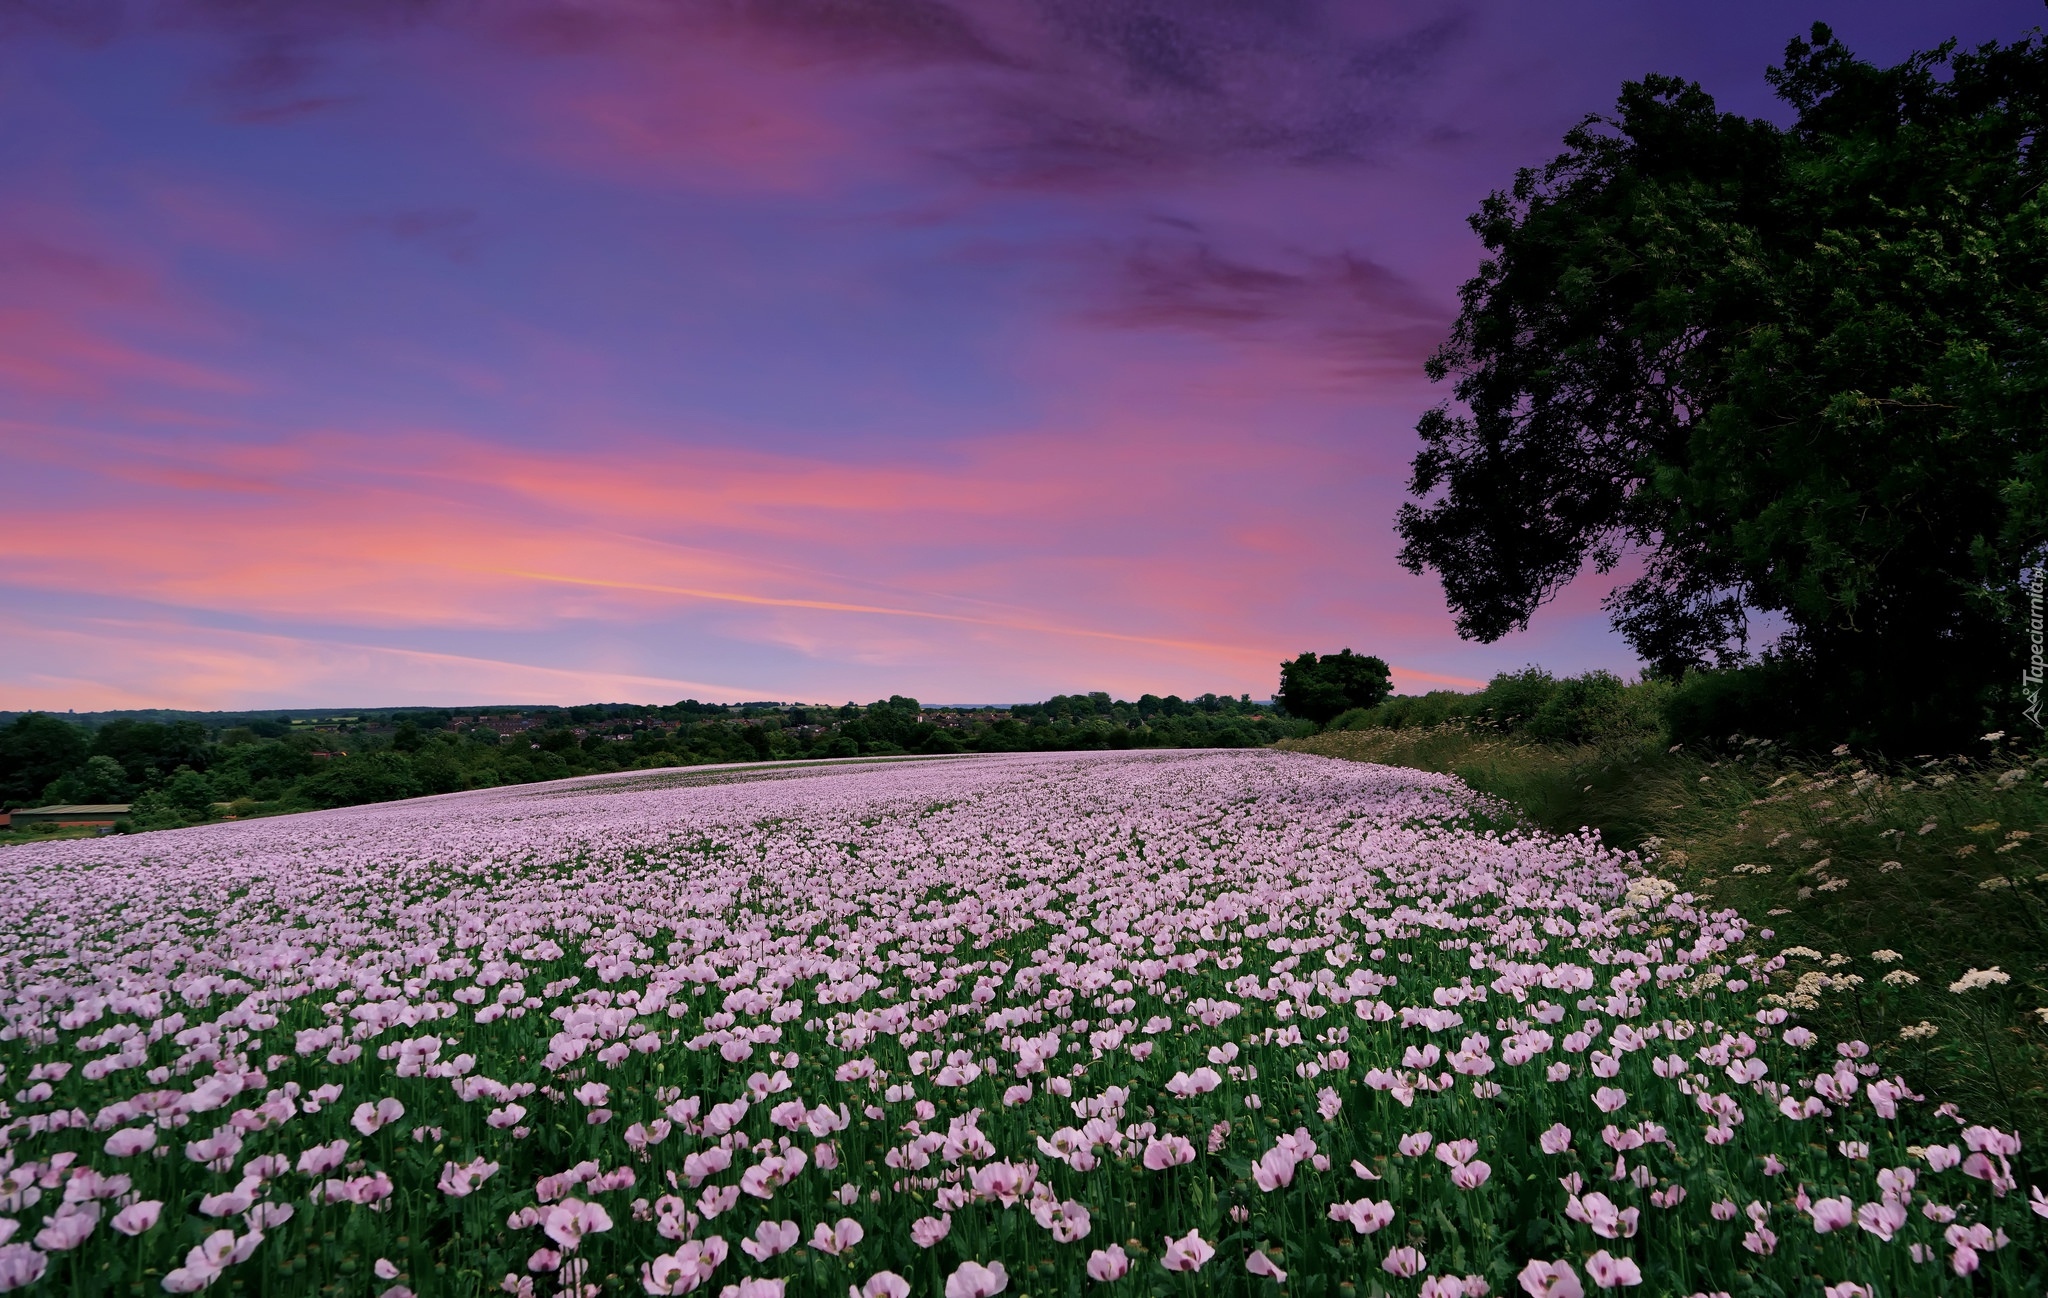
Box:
1397;25;2048;749
1276;650;1393;727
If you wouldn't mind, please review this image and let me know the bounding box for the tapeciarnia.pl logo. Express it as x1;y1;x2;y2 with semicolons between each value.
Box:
2026;565;2045;731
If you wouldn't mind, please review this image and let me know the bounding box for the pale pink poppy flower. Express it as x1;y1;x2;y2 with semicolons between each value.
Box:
944;1261;1008;1298
375;1259;401;1281
1029;1199;1091;1243
810;1218;864;1257
1161;1230;1215;1272
1251;1146;1299;1191
542;1199;613;1251
163;1228;258;1293
1143;1135;1196;1170
968;1160;1031;1206
438;1158;500;1198
105;1127;156;1158
1807;1197;1854;1233
1592;1088;1628;1114
1382;1246;1427;1278
185;1129;243;1169
1450;1160;1492;1190
1435;1139;1479;1167
111;1201;163;1236
910;1214;951;1248
351;1098;405;1137
853;1274;911;1298
34;1203;99;1251
740;1221;799;1261
1539;1124;1572;1154
1517;1260;1583;1298
198;1185;258;1218
1328;1199;1395;1235
1398;1131;1434;1157
1245;1248;1287;1283
1085;1245;1130;1282
1566;1192;1638;1240
641;1237;727;1295
1584;1251;1641;1288
0;1247;48;1292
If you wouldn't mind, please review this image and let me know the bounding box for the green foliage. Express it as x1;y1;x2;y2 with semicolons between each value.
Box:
1329;690;1467;732
1274;649;1394;727
1397;23;2048;752
1525;670;1668;746
1472;667;1558;731
91;717;210;785
0;713;90;806
40;754;133;805
1326;667;1666;748
297;751;426;810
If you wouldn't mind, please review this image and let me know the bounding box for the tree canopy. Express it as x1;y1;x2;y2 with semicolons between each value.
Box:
1396;24;2048;749
1276;650;1394;727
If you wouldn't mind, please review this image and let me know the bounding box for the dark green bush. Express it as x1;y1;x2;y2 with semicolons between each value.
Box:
1526;671;1667;746
1472;667;1557;730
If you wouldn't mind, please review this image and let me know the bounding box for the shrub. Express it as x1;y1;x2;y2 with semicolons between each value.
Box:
1526;671;1668;747
1472;667;1557;730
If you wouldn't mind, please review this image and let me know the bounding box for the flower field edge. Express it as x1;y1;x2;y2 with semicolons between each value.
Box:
0;749;2039;1297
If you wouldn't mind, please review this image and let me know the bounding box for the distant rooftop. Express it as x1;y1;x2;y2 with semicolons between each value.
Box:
21;804;131;814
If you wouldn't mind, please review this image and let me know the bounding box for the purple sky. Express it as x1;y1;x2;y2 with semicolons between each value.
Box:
1;0;2036;708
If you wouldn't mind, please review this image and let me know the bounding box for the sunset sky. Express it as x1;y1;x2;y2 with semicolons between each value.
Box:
2;0;2034;709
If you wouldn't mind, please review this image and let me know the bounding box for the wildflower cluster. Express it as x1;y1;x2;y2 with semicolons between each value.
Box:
0;751;2039;1296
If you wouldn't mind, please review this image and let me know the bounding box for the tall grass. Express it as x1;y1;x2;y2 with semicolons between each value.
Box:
1280;724;2048;1167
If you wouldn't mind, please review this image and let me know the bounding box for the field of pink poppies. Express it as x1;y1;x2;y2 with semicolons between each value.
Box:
0;750;2039;1298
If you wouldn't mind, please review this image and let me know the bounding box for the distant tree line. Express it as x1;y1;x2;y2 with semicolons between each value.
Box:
1316;663;1872;753
0;692;1310;834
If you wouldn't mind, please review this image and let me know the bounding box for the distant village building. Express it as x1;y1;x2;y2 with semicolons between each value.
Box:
9;804;130;832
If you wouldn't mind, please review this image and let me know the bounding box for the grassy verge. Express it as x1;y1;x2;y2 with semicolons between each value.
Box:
0;824;111;846
1279;724;2048;1162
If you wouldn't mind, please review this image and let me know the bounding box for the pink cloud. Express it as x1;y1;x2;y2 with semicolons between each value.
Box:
0;410;1483;699
0;611;765;711
0;197;254;401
